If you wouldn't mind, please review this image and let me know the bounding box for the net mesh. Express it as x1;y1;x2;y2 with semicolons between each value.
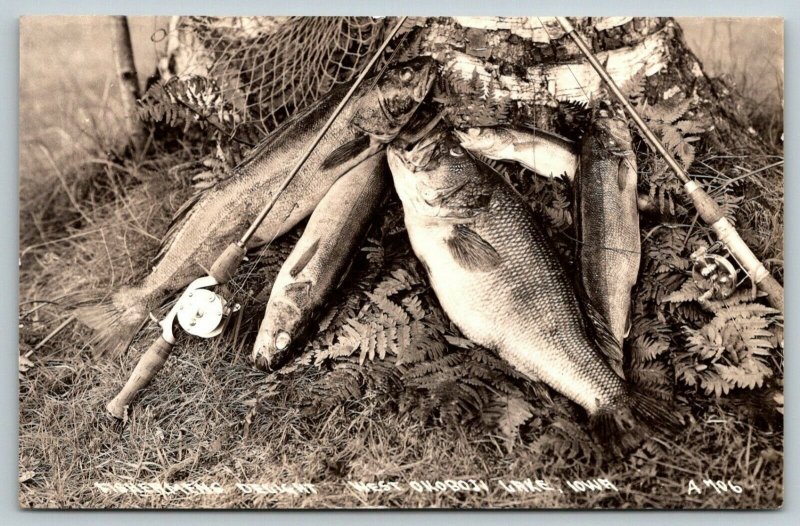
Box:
164;16;391;135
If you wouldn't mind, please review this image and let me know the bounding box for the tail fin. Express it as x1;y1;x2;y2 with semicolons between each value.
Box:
75;287;150;358
590;387;684;456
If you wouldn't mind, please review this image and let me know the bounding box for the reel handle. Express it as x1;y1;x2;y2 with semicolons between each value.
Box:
107;336;174;419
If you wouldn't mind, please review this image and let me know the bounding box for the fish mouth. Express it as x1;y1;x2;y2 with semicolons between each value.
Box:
452;128;479;148
414;61;437;104
400;56;438;105
251;329;293;371
390;128;444;172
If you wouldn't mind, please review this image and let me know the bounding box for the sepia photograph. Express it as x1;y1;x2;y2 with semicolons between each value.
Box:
18;15;784;509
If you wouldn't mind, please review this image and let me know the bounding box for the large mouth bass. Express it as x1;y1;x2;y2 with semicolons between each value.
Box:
78;58;436;356
387;129;678;450
252;151;388;370
577;108;641;347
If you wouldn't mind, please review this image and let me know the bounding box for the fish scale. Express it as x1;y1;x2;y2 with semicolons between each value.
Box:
387;129;679;449
252;151;389;369
430;184;625;412
77;57;436;357
577;109;640;347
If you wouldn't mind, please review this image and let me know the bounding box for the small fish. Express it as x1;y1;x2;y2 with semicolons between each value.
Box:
576;108;640;347
78;58;436;356
387;129;679;452
252;152;388;370
455;125;656;215
454;126;579;180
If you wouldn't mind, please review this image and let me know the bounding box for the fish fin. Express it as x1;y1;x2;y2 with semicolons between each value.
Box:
588;406;641;457
336;259;356;289
152;191;205;264
283;281;312;308
289;239;319;278
74;288;150;358
446;224;502;271
574;279;625;378
628;385;684;432
573;166;583;253
617;156;638;192
319;135;371;171
624;309;632;338
589;388;684;457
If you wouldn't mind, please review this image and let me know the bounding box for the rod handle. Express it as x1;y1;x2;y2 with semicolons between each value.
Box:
685;181;725;224
758;273;785;313
209;242;246;284
107;336;173;419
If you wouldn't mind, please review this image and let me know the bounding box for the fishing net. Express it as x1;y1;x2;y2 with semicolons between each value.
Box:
161;16;391;135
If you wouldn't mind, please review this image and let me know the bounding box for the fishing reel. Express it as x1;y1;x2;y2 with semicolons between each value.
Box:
155;276;240;343
109;275;241;419
690;242;738;301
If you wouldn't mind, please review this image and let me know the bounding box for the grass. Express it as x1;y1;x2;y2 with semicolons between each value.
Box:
18;17;784;509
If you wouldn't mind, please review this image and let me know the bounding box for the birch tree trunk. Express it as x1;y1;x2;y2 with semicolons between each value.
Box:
110;15;145;151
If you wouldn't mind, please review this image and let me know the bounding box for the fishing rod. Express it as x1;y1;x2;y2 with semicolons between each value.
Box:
107;16;410;419
554;16;784;312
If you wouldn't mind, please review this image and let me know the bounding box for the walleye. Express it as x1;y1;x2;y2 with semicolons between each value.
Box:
576;108;640;347
252;152;388;370
387;129;679;450
78;58;436;356
454;126;579;180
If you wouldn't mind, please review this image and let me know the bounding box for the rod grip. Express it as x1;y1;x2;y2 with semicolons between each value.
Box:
758;273;785;313
209;242;246;284
107;336;173;419
685;181;724;224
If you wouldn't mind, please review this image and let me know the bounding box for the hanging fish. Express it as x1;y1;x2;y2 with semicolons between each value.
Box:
576;107;641;348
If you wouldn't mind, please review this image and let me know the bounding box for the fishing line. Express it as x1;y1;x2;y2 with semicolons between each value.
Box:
535;18;595;104
534;17;695;270
535;17;647;184
229;20;412;301
238;16;409;247
230;202;301;302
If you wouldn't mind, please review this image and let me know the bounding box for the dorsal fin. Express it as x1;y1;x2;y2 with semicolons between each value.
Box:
289;239;319;278
517;123;576;147
151;190;206;265
233;89;336;172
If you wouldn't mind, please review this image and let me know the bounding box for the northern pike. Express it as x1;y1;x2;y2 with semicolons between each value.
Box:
454;126;579;180
78;58;436;356
386;129;678;450
576;108;640;347
252;152;388;370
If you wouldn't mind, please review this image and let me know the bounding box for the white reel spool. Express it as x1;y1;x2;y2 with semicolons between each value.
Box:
176;288;229;338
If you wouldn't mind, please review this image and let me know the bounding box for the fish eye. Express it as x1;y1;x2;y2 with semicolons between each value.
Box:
274;330;292;351
449;147;464;157
400;67;415;82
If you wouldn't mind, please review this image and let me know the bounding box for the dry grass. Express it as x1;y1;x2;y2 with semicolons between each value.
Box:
18;17;784;509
